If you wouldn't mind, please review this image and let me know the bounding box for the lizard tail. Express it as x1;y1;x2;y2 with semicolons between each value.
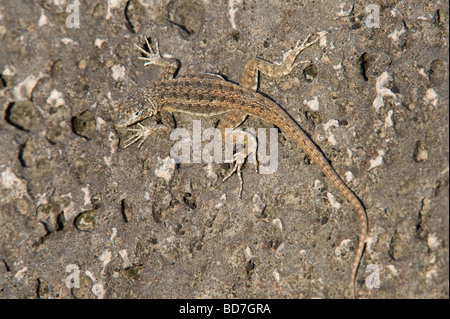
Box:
273;113;368;299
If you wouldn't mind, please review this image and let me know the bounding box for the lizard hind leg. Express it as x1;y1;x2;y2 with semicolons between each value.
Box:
218;111;258;198
239;32;326;91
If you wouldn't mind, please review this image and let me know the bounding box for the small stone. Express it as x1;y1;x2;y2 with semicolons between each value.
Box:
154;156;176;183
46;125;66;144
121;199;132;222
19;139;35;167
36;278;49;299
14;198;29;215
413;140;428;162
303;64;318;82
72;110;96;139
91;193;102;209
183;193;196;209
123;264;143;279
252;193;266;217
304;111;322;125
429;59;445;83
37;202;61;234
74;210;96;231
6;101;42;131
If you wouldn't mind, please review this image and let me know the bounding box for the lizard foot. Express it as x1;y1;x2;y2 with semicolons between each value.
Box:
289;32;327;69
222;132;259;198
123;122;157;148
134;36;179;79
134;36;162;67
222;152;245;198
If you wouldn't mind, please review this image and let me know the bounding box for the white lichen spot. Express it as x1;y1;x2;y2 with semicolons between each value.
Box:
61;37;78;45
384;110;394;129
318;31;327;47
38;9;48;27
214;193;227;209
424;88;439;108
0;167;30;203
336;2;353;17
314;179;324;191
386;264;398;276
273;269;281;284
95;116;107;131
81;184;91;207
3;65;16;76
110;227;118;242
15;267;28;281
425;267;438;285
347;148;353;159
154;156;176;183
365;235;378;253
13;73;44;101
327;192;341;210
272;218;283;233
303;96;320;111
323;119;339;132
61;193;77;220
47;89;66;108
418;68;429;79
333;63;344;80
228;0;243;30
98;249;112;274
373;72;399;111
369;149;386;170
323;119;339;146
344;171;354;183
111;64;126;81
244;246;253;260
119;249;133;268
327;134;337;146
85;271;105;299
388;25;406;42
335;239;352;257
252;193;266;215
106;0;125;20
203;162;218;180
427;233;442;251
94;38;106;49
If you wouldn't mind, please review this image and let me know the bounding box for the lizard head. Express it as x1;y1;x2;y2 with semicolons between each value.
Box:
114;90;156;128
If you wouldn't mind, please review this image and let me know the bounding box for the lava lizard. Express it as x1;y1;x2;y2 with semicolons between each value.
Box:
113;33;368;299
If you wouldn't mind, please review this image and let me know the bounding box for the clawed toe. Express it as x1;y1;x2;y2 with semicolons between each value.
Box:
123;122;154;148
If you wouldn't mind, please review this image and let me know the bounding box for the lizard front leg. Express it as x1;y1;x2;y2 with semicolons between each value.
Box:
117;37;179;149
135;36;180;80
121;109;175;149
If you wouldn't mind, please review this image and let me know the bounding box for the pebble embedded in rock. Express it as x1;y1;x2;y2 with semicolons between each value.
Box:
37;202;62;234
74;210;96;231
303;64;318;82
6;101;42;131
46;125;66;144
72;110;96;139
413;140;428;162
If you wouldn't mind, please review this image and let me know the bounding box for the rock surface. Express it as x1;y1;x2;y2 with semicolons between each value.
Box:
0;0;448;298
